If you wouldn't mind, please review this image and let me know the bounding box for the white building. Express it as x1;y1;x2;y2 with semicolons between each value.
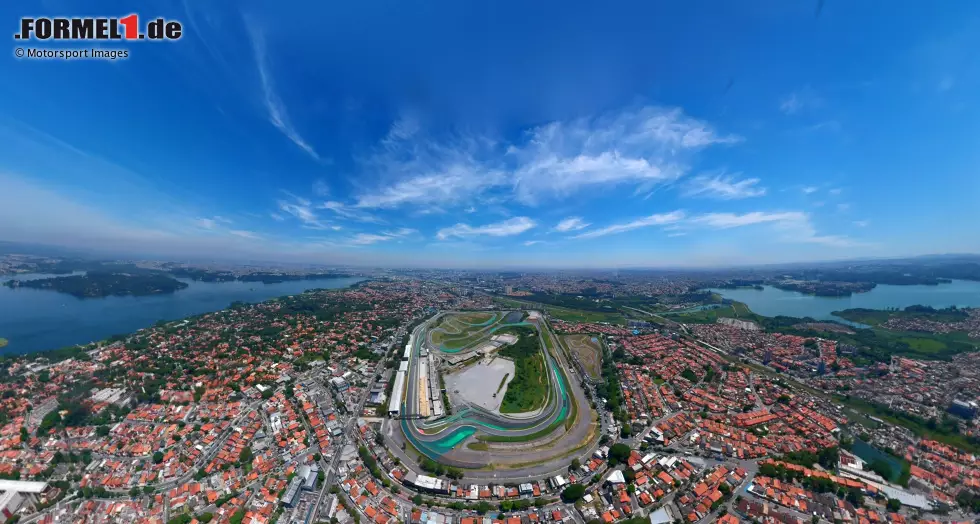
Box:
0;480;48;519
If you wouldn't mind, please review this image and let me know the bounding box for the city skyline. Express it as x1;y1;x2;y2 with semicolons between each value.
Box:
2;1;979;268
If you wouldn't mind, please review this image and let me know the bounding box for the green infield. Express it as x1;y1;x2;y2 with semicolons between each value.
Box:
429;312;502;350
498;326;549;414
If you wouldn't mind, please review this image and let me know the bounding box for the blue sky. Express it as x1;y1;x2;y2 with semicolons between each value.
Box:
1;0;979;268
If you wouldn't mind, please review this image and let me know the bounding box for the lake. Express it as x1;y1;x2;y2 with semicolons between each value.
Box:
0;273;365;355
707;279;980;322
850;439;905;483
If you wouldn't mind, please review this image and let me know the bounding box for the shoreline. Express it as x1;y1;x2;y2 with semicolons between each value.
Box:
0;277;367;358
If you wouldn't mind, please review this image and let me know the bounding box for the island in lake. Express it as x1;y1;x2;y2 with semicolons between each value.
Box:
0;338;7;349
4;271;189;298
833;305;971;326
772;280;876;297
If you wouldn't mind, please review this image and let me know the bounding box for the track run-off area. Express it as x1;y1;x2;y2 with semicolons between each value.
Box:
394;310;600;472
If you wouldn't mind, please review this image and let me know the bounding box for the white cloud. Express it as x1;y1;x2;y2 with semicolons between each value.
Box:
779;87;822;115
801;186;819;194
270;212;285;221
349;233;392;245
691;211;807;229
553;217;590;232
523;240;543;246
354;133;506;208
312;179;330;196
277;197;333;230
780;94;803;115
348;228;416;246
229;230;260;239
352;105;739;209
193;216;233;230
828;188;842;196
246;18;322;162
573;211;686;239
683;173;766;200
385;113;421;143
437;217;536;240
195;217;250;238
356;169;503;209
194;218;220;230
853;220;869;227
509;107;741;204
319;200;383;223
691;211;860;247
837;203;851;212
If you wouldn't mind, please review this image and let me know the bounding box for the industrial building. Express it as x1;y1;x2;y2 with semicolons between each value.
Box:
388;368;407;416
0;491;23;520
0;480;48;519
403;471;450;495
89;387;133;407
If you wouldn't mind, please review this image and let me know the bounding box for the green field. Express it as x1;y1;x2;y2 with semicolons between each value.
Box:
494;297;625;325
429;312;501;350
456;312;497;324
478;324;580;443
563;335;603;379
899;336;946;353
858;327;976;360
497;326;549;414
822;307;977;360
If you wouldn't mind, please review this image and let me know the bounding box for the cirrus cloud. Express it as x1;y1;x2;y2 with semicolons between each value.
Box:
553;216;590;232
683;173;766;200
350;105;740;210
573;211;686;239
436;217;536;240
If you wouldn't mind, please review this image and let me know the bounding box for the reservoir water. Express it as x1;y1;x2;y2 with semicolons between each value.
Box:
0;273;365;355
850;439;905;483
707;279;980;322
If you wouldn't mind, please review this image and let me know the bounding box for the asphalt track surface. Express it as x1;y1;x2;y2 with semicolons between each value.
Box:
398;311;596;469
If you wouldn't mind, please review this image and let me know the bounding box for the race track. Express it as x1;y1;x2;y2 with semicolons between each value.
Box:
397;311;596;469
